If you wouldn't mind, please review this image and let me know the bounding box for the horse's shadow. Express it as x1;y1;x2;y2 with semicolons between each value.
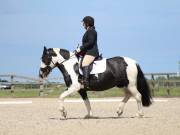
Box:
49;116;152;121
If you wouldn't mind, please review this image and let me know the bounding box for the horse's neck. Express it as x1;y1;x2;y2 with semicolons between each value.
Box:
57;50;78;68
56;54;78;84
69;51;75;57
64;56;78;66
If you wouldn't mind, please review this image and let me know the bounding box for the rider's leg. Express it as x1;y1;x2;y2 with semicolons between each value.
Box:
82;55;95;88
82;55;96;67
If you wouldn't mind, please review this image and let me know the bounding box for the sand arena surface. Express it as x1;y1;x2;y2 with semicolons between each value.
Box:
0;98;180;135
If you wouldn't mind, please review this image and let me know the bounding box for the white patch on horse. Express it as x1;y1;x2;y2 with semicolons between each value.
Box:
62;56;79;86
40;61;47;68
52;48;65;63
124;57;144;117
123;57;137;86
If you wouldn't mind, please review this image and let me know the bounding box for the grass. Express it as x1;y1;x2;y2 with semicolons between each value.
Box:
154;87;180;97
0;89;40;98
37;87;125;98
0;86;180;98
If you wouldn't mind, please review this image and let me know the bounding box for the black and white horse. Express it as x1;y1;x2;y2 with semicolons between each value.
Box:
39;47;152;118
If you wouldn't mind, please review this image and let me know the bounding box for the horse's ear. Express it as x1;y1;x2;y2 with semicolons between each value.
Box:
43;46;47;54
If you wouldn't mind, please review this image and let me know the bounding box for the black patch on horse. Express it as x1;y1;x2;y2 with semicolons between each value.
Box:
42;48;57;65
57;63;72;87
78;89;88;100
48;48;57;57
60;49;70;60
73;63;79;74
86;57;129;91
113;57;129;87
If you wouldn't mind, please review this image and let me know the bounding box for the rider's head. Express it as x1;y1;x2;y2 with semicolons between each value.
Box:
82;16;94;29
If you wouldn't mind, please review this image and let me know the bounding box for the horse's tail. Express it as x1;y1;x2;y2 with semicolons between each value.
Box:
136;64;152;107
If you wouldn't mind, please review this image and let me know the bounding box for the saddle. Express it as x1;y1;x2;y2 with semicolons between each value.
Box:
78;54;107;75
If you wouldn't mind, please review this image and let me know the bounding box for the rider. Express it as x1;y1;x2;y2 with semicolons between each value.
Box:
75;16;99;88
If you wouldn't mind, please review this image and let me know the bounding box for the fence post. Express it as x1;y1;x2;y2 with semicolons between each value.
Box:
151;74;155;96
10;75;15;93
166;74;170;96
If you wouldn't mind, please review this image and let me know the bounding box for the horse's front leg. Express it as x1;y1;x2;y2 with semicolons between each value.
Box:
83;99;93;118
78;89;93;118
59;83;81;118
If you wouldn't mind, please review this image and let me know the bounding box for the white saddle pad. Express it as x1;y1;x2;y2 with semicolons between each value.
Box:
79;58;107;75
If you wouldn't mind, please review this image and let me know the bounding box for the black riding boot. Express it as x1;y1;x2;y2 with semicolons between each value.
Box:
82;66;90;89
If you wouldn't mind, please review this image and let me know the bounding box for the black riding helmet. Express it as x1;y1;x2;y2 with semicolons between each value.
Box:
82;16;94;27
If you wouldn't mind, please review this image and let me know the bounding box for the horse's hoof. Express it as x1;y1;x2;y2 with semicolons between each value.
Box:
135;113;144;118
117;110;123;117
84;114;92;119
59;109;67;119
62;111;67;118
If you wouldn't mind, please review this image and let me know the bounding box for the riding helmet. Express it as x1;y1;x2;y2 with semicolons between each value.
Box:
82;16;94;27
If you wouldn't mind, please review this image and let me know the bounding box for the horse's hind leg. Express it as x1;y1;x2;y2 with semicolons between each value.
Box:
128;85;144;117
78;89;93;118
117;88;131;116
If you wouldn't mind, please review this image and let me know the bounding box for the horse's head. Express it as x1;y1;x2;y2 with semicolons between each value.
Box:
39;46;61;79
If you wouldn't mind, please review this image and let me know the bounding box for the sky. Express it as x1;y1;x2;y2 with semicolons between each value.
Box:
0;0;180;78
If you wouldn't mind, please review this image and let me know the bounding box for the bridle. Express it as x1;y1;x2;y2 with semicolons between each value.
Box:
41;49;77;77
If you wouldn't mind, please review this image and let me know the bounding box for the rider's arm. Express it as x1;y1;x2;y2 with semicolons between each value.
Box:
80;30;96;51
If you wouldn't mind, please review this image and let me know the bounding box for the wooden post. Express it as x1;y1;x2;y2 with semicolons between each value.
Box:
151;74;155;96
39;80;44;97
10;75;15;92
166;74;170;96
40;84;44;90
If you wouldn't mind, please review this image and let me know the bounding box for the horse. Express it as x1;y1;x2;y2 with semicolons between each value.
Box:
39;46;152;119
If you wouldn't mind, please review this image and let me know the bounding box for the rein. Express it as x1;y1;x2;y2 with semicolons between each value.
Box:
57;44;79;65
51;53;76;67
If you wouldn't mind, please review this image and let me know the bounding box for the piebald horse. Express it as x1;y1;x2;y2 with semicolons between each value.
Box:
39;47;152;118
